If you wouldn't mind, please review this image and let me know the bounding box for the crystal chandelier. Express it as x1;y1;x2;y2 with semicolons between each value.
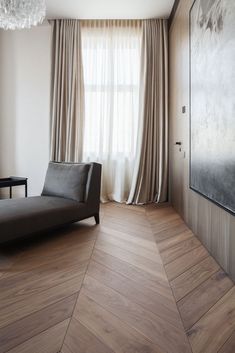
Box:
0;0;46;30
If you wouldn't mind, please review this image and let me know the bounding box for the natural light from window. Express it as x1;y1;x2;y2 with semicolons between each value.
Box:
82;25;141;159
81;23;141;201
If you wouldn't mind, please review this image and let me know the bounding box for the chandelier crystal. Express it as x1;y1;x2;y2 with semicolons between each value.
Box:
0;0;46;30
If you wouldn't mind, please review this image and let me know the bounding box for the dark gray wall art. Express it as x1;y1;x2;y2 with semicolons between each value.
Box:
190;0;235;214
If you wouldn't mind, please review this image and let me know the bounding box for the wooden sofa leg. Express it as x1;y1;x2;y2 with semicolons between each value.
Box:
94;213;100;225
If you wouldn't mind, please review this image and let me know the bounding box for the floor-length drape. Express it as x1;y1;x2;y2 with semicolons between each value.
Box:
50;20;84;162
128;19;168;204
81;20;142;202
50;18;168;204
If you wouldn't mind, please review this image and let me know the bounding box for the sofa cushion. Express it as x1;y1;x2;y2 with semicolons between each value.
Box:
42;162;90;202
0;196;89;243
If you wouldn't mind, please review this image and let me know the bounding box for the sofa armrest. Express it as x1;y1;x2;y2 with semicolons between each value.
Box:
85;163;102;214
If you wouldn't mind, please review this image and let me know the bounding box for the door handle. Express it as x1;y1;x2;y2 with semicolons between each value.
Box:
175;141;182;146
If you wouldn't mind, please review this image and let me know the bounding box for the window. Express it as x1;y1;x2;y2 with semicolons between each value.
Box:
81;21;141;201
82;23;141;160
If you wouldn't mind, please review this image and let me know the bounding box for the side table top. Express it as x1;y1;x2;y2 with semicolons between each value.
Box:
0;177;28;187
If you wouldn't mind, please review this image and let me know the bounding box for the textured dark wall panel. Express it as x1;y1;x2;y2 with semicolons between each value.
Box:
190;0;235;214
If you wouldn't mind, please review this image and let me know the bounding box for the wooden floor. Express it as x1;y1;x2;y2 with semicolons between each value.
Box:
0;203;235;353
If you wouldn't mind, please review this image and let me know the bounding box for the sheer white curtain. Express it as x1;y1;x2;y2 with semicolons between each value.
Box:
81;20;142;202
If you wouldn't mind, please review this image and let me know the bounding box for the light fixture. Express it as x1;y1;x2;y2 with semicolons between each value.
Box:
0;0;46;30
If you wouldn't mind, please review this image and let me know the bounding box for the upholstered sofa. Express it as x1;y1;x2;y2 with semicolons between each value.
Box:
0;162;101;243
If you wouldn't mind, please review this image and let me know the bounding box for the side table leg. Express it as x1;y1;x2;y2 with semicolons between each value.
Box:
25;182;28;197
10;186;12;199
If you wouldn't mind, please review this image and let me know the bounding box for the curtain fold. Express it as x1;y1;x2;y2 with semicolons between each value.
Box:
127;19;168;204
50;18;168;204
81;20;142;202
50;19;84;162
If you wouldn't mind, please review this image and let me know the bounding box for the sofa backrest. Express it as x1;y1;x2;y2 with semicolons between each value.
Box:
42;162;101;204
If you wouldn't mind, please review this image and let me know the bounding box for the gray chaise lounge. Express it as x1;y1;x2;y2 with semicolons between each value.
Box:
0;162;101;243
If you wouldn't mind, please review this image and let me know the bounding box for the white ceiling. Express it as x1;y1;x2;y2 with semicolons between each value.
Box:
46;0;175;20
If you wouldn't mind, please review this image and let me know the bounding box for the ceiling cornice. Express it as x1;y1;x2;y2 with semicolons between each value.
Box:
168;0;180;27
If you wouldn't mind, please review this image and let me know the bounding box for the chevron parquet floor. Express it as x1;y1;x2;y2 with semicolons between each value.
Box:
0;203;234;353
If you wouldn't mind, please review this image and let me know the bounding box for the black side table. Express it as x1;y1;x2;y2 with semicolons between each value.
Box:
0;177;28;198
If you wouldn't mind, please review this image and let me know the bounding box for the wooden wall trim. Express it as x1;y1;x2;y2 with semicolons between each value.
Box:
168;0;180;28
169;0;235;282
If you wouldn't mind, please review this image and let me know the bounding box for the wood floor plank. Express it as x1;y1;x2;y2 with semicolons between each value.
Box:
61;345;73;353
171;256;220;301
75;293;163;353
103;201;145;211
0;275;82;329
147;207;176;220
98;231;161;263
1;203;234;353
160;237;201;265
16;226;96;256
87;260;181;329
103;202;145;215
102;215;151;234
148;212;180;225
218;331;235;353
0;294;77;353
5;237;91;266
95;237;166;279
100;225;156;252
100;220;153;240
63;318;114;353
188;287;235;353
92;249;173;300
103;210;149;226
165;245;209;281
6;319;70;353
0;258;87;309
154;223;189;243
151;218;184;235
158;230;194;253
178;270;234;331
81;275;190;353
0;252;18;279
13;240;94;272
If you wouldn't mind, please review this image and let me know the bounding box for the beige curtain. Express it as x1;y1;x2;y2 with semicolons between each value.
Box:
50;20;84;162
80;20;142;202
128;19;168;204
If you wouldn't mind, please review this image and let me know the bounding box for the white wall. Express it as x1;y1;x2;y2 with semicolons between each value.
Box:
0;22;52;197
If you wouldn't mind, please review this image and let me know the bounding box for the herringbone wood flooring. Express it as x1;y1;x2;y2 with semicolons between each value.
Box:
0;203;234;353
